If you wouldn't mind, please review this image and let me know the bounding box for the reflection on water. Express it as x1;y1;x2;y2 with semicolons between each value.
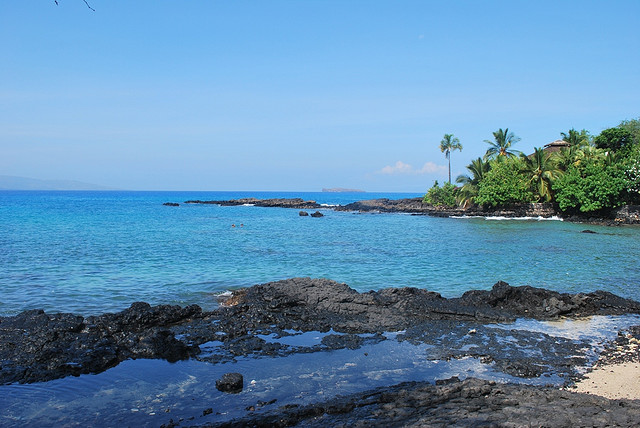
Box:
1;315;637;427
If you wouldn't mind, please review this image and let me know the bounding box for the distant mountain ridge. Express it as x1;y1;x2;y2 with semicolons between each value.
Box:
0;175;114;190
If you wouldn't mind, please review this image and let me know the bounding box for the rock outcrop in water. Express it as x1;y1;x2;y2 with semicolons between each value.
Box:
217;278;640;333
0;302;202;384
2;278;640;386
177;197;640;225
4;278;640;426
184;198;322;209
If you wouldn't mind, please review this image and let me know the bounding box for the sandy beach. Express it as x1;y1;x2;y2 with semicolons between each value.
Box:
574;362;640;400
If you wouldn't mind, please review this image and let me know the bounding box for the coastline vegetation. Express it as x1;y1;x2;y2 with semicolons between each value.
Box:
424;118;640;214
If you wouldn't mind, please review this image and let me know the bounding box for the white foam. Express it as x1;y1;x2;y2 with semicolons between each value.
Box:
484;216;563;221
451;215;563;221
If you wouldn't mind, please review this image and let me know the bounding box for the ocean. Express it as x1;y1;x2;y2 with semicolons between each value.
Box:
3;190;640;426
1;190;640;316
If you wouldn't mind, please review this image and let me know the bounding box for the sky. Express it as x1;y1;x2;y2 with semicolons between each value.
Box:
1;1;638;192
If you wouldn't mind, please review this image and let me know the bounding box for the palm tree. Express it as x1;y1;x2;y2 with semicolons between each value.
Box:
557;145;582;171
439;134;463;184
520;148;562;202
484;128;521;160
455;157;490;208
561;128;590;148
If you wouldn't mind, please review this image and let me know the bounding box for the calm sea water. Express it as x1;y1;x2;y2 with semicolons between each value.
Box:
2;190;640;426
1;190;640;316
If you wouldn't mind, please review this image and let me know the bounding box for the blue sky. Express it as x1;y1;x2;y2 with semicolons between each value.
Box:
1;1;638;191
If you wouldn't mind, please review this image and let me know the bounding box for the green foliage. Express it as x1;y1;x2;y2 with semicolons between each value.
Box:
455;157;491;208
424;180;458;208
624;151;640;203
476;159;533;207
618;118;640;146
594;127;633;153
520;148;562;202
423;118;640;212
484;128;521;160
552;159;628;213
561;128;591;148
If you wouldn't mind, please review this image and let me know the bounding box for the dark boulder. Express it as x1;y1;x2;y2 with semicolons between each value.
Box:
163;202;180;207
299;211;309;216
216;372;244;393
310;211;324;217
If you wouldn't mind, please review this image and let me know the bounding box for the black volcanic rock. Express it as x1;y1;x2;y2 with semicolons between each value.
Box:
208;377;640;427
0;302;202;384
3;278;640;385
216;372;243;393
184;198;321;209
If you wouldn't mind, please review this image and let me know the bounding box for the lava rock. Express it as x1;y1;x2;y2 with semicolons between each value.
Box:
310;211;324;217
163;202;180;207
210;378;640;427
216;372;244;393
299;211;309;216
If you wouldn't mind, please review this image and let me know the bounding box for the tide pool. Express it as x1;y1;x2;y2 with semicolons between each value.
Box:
1;191;639;316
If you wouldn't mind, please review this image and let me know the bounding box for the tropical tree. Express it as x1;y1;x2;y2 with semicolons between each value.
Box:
594;127;633;153
618;118;640;147
439;134;463;184
561;128;590;148
476;158;533;207
455;157;490;208
484;128;521;160
519;148;562;202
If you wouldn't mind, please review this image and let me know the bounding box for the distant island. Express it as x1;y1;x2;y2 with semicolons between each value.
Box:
321;188;365;193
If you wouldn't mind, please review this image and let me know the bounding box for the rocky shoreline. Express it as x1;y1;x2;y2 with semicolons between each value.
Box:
3;278;640;426
174;197;640;226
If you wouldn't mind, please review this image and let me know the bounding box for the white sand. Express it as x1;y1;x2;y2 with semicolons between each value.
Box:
573;362;640;400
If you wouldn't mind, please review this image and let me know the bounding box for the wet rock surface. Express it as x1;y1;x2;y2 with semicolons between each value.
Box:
591;324;640;367
3;278;640;386
195;377;640;428
215;372;243;393
0;302;202;384
3;278;640;425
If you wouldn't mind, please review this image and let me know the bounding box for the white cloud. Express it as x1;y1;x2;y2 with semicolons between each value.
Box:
378;161;447;176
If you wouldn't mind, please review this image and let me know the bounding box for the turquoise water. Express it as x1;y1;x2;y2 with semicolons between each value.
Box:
1;191;640;316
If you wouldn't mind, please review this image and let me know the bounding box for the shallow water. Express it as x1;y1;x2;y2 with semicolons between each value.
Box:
1;191;639;316
1;315;637;427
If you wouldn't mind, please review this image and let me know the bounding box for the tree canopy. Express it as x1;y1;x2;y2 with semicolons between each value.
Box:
424;119;640;213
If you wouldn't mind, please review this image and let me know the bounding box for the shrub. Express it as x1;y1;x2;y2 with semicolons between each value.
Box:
553;160;628;213
424;181;458;207
476;159;533;207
